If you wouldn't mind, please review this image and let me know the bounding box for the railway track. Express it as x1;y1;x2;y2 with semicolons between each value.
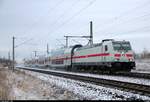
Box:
115;72;150;80
16;66;150;96
37;65;150;80
72;70;150;80
25;65;150;79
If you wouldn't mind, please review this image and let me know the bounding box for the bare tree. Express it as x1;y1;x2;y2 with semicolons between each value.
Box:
141;48;150;59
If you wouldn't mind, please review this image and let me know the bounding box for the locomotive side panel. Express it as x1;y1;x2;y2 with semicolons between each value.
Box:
101;41;114;62
74;46;103;64
73;41;114;65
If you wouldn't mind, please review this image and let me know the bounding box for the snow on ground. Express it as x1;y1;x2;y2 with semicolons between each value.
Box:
1;68;81;100
19;66;150;86
18;68;150;100
132;59;150;73
16;59;150;100
18;59;150;87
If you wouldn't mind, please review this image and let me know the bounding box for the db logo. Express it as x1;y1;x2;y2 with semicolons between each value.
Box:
122;54;125;56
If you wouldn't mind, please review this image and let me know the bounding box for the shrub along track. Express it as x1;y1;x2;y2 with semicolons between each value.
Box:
17;66;150;97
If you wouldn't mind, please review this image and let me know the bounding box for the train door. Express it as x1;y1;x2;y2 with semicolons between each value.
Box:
101;44;104;62
102;43;108;62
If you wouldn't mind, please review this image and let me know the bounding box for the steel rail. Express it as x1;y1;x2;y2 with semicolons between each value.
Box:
68;70;150;80
16;66;150;96
23;65;150;80
115;72;150;80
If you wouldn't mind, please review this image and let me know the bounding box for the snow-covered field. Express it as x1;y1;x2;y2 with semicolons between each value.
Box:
8;59;150;100
0;68;81;100
133;59;150;73
18;66;150;86
17;68;150;100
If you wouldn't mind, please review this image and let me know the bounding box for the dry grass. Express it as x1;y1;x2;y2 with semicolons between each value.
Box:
0;68;11;100
0;67;81;100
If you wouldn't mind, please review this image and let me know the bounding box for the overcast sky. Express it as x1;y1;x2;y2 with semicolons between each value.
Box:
0;0;150;62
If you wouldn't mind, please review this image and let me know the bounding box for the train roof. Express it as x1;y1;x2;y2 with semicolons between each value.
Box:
76;43;102;51
50;39;130;52
76;39;130;51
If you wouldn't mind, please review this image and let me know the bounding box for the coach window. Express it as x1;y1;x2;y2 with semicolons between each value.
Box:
105;45;108;51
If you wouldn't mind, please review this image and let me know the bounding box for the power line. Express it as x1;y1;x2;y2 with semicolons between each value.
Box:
100;26;150;39
22;0;65;40
94;0;150;34
95;12;150;35
49;0;81;28
51;0;149;43
118;25;150;34
72;39;81;44
18;0;65;59
56;39;66;47
105;25;150;38
15;38;33;48
30;0;97;50
49;0;97;34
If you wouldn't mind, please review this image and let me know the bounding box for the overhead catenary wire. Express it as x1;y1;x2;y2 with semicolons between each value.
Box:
94;0;150;34
56;39;66;47
49;0;81;28
13;0;150;60
15;38;34;48
115;25;150;35
64;0;150;42
71;39;81;44
19;0;65;58
93;3;150;39
22;0;80;49
49;0;97;34
50;0;150;46
30;0;97;50
101;25;150;40
95;12;150;35
21;0;65;42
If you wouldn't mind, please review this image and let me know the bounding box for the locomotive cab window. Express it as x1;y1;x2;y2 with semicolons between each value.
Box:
105;45;108;51
113;42;131;51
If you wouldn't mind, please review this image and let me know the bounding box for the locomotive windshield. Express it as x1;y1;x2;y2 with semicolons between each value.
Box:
113;42;131;51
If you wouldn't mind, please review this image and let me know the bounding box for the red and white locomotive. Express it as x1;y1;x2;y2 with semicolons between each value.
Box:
26;39;135;72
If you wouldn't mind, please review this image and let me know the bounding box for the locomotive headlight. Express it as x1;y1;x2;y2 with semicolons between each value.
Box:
115;58;119;61
128;59;132;61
